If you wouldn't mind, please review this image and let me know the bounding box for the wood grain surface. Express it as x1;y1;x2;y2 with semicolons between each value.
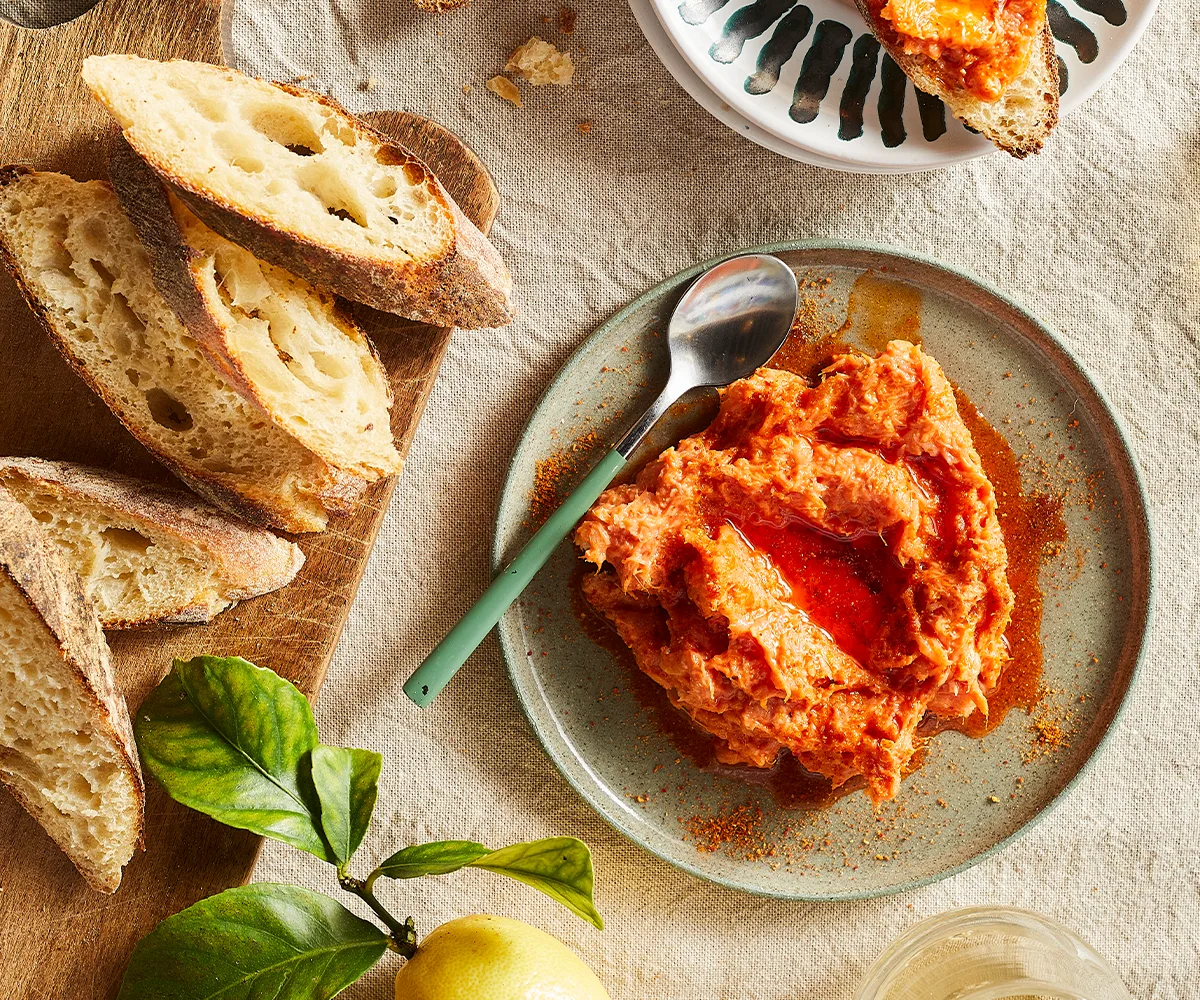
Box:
0;1;499;996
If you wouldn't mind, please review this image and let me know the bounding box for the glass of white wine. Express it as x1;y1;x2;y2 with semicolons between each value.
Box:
854;907;1133;1000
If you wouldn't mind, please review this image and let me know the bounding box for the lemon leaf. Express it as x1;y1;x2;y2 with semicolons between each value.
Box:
311;745;382;869
134;656;333;863
116;884;387;1000
470;837;604;930
373;837;604;929
375;840;489;878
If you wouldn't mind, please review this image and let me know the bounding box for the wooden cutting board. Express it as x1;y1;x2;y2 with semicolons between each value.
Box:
0;1;500;996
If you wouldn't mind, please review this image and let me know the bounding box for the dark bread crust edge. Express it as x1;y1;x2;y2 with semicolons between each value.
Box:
106;138;246;393
0;486;145;893
0;166;364;533
853;6;1059;158
116;77;514;329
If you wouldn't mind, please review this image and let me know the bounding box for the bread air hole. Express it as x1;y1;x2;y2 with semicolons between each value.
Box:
321;117;357;147
144;388;193;432
310;351;351;380
170;76;227;122
371;175;398;199
90;259;115;286
79;216;109;250
232;154;265;173
99;526;153;557
248;104;325;156
328;207;364;225
108;293;147;355
35;242;78;284
190;94;228;124
109;294;145;332
297;163;369;227
373;145;405;167
214;130;265;173
110;329;132;357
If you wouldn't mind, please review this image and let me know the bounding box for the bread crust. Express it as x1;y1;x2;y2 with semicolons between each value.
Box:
854;5;1059;157
0;166;367;533
0;456;306;628
108;138;401;481
89;63;515;329
0;486;145;893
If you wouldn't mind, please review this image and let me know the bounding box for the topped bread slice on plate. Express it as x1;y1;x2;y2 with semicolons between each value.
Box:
82;55;515;329
855;0;1059;157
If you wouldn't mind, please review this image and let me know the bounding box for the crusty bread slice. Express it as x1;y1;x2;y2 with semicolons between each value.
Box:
0;485;144;893
856;7;1059;157
109;139;402;483
82;55;515;329
0;167;366;533
0;457;305;628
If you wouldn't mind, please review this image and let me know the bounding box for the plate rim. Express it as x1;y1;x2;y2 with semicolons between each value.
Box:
626;0;862;170
631;0;1161;173
493;238;1157;901
647;0;996;171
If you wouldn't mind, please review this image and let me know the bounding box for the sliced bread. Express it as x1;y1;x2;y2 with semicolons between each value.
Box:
82;55;515;328
109;138;402;483
0;485;144;893
0;167;365;533
855;4;1059;157
0;457;305;628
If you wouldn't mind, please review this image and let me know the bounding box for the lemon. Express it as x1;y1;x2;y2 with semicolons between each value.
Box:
394;914;611;1000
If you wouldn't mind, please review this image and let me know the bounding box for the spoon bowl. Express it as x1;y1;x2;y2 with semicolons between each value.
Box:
614;254;798;456
668;253;800;388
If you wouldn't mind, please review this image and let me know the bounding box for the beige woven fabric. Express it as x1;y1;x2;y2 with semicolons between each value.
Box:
231;2;1198;996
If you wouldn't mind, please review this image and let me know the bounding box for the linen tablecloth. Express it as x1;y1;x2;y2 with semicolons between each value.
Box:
230;2;1198;995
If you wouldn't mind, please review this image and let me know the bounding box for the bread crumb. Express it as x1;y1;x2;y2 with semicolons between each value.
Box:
462;83;471;94
577;120;592;133
486;75;523;107
506;36;574;85
358;76;377;92
413;0;469;9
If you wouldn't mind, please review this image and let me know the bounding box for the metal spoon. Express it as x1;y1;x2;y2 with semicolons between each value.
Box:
404;253;799;708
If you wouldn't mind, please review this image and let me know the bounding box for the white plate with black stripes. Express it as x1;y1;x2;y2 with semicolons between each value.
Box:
636;0;1157;171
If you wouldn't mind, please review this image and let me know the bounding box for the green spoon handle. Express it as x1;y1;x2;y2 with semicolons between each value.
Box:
404;447;628;708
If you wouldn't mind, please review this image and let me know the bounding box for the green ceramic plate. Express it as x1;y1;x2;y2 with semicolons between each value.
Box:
493;242;1154;900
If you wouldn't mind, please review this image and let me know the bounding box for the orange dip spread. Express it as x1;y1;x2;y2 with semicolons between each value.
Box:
869;0;1045;101
575;342;1014;804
